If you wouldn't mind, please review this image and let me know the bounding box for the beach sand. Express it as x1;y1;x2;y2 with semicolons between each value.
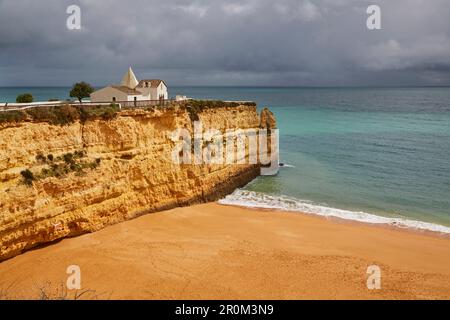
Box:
1;203;450;300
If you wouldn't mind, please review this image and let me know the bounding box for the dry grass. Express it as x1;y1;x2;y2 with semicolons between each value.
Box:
0;281;110;300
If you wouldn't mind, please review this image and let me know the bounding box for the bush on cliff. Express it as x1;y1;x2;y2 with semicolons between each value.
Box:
0;110;27;123
186;100;256;110
26;104;120;125
36;153;47;163
24;150;102;184
183;100;256;121
1;99;252;125
74;150;86;158
183;100;256;122
63;152;74;165
25;106;56;123
52;105;80;125
25;105;80;125
79;104;120;123
100;106;118;120
20;169;35;186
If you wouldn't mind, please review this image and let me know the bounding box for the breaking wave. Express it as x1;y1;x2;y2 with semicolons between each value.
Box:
218;189;450;234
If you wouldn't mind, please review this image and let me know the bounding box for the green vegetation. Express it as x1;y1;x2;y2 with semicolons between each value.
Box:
185;100;256;110
20;169;35;186
0;104;120;125
20;151;101;186
26;104;80;125
181;100;256;122
70;82;94;103
0;99;255;125
0;110;27;123
79;104;120;123
53;105;80;125
16;93;34;103
36;153;47;163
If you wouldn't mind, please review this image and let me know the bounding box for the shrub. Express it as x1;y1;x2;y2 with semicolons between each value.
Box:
79;107;89;123
51;105;80;125
26;107;56;123
100;108;117;120
63;153;74;164
3;103;124;126
26;105;79;125
74;150;86;159
70;163;82;172
185;100;256;110
182;100;257;122
0;110;27;123
87;161;97;169
79;104;120;123
187;106;200;122
47;154;54;162
36;153;46;163
20;169;35;186
16;93;33;103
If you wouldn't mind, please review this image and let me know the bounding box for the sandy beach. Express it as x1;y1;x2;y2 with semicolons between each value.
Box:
1;203;450;300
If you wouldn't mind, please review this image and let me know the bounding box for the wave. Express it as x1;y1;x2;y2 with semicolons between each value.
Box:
218;189;450;234
279;163;295;168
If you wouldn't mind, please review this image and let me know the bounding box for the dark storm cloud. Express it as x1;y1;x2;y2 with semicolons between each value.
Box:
0;0;450;86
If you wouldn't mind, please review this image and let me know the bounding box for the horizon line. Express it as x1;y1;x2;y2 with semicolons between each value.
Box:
1;85;450;89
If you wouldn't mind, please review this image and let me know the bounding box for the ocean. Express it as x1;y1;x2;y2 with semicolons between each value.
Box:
2;86;450;232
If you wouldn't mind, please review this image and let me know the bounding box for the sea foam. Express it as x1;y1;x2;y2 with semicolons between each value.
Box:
218;189;450;234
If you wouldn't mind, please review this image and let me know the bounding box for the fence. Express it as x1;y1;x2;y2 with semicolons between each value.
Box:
0;99;177;112
119;99;174;108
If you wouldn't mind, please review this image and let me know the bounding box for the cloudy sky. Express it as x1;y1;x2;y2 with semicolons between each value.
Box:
1;0;450;86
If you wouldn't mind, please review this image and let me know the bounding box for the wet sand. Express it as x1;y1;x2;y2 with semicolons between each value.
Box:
1;203;450;299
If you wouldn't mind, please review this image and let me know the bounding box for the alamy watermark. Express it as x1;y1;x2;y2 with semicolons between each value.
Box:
66;265;81;290
366;265;381;290
66;5;81;30
169;121;279;175
65;5;381;31
367;5;381;30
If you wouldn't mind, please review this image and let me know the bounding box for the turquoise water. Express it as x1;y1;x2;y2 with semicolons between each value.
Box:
0;87;72;103
2;87;450;229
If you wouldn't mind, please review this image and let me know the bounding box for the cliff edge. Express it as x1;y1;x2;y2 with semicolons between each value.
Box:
0;102;276;261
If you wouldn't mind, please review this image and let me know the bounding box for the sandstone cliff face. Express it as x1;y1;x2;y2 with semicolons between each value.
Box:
0;104;275;261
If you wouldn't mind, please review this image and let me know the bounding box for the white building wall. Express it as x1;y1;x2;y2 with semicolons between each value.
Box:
149;88;158;100
90;87;128;103
135;88;152;99
127;94;148;101
90;82;168;103
157;83;169;99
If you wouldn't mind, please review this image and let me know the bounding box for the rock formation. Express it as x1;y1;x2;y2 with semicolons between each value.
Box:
0;103;276;261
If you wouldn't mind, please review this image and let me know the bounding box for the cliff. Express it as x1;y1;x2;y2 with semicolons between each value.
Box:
0;103;276;261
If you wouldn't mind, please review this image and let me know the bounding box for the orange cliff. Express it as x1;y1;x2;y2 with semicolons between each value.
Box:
0;103;276;261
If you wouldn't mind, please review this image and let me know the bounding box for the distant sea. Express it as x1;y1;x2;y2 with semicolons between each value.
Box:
2;86;450;232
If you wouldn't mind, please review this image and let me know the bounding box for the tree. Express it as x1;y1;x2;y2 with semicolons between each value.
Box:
16;93;33;103
70;82;94;103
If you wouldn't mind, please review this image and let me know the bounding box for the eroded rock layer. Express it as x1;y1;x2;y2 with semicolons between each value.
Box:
0;104;275;261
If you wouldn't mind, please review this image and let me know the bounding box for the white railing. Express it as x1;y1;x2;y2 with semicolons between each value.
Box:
0;99;176;112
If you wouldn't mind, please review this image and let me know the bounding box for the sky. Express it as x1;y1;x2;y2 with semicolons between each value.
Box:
1;0;450;87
